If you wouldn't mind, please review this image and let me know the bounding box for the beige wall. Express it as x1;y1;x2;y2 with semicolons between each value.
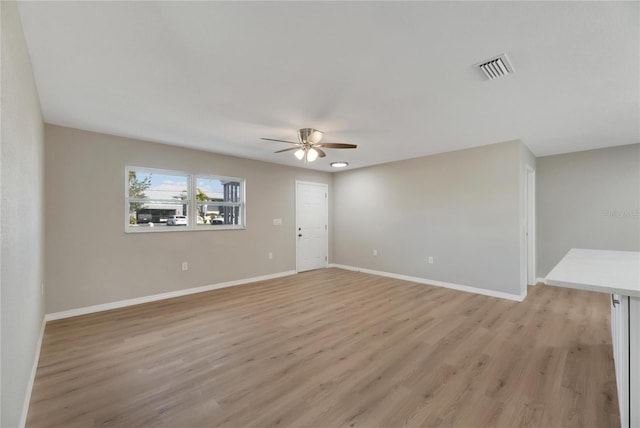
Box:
1;1;46;426
333;140;524;298
537;144;640;276
44;125;332;313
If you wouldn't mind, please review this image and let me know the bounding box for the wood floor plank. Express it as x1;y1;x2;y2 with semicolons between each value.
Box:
26;268;619;427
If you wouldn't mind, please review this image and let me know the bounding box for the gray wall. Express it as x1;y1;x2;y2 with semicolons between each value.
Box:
45;125;332;313
333;140;524;297
537;144;640;276
1;1;46;426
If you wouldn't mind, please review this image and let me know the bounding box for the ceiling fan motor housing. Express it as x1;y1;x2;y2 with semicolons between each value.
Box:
298;128;323;144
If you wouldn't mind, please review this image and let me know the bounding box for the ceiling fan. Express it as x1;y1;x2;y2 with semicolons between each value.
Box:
262;128;357;163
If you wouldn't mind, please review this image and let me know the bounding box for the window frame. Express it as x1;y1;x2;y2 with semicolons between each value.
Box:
124;166;246;233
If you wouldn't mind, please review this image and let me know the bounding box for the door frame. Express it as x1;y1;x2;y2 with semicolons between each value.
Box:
525;165;536;285
295;180;329;273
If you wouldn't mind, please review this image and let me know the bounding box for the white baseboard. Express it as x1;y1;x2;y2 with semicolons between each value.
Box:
328;264;526;302
20;316;46;428
45;270;297;321
536;277;546;285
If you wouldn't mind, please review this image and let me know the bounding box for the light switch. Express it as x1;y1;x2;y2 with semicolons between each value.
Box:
273;218;282;226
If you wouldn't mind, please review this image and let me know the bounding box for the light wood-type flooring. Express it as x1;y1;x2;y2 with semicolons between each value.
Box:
27;268;619;427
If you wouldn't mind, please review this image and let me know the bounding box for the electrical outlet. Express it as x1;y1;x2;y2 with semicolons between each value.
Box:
268;252;273;259
373;249;378;256
428;256;434;264
182;262;188;271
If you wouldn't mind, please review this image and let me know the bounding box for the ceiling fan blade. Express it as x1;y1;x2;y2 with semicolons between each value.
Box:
261;138;299;145
316;143;357;149
315;148;327;158
274;147;299;153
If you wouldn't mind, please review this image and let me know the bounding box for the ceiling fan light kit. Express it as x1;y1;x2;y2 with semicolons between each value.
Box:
306;148;319;162
262;128;357;164
294;147;319;162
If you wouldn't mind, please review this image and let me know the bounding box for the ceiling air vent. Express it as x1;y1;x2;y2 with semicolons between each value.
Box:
476;54;514;80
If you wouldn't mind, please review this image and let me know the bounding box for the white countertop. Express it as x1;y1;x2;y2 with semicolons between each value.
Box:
545;248;640;297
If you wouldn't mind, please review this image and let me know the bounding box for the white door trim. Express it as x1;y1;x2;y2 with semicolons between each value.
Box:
295;180;328;273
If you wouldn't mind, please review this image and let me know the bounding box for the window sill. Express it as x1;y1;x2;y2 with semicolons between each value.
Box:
125;225;246;233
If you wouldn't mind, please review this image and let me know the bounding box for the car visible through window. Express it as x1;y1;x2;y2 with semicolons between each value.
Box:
167;215;187;226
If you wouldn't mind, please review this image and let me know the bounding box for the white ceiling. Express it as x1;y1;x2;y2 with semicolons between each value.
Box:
17;1;640;172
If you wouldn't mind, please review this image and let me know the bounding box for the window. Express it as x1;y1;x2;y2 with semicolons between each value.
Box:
195;176;244;228
125;166;245;232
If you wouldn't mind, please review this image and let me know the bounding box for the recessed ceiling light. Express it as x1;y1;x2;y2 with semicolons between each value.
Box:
330;161;349;168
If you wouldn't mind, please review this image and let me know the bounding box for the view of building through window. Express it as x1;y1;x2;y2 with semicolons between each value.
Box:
195;177;242;226
127;167;244;232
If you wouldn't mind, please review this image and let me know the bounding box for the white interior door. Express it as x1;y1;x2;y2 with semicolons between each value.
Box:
525;166;536;285
296;181;328;272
